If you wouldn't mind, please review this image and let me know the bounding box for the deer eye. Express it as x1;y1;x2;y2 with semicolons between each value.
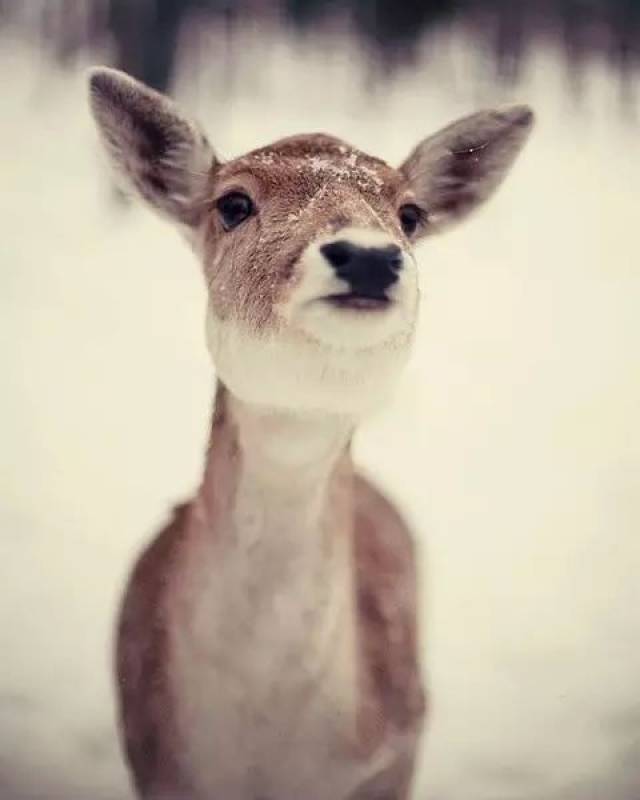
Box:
217;192;254;230
398;203;423;236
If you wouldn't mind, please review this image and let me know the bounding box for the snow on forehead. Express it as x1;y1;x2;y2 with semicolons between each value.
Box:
305;153;385;191
249;147;387;194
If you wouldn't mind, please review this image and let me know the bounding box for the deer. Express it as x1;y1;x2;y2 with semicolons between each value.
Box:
88;66;534;800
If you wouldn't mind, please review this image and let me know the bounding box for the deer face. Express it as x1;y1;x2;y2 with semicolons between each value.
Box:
89;68;533;415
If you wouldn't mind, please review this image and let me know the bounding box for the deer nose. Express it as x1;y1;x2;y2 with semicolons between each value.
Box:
320;241;403;296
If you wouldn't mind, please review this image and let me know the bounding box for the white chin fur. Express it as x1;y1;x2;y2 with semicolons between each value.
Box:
205;307;414;416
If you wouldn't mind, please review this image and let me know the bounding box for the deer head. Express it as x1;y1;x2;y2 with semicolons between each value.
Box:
89;68;533;416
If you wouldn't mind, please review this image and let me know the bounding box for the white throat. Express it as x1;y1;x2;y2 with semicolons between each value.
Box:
221;396;355;582
173;394;363;798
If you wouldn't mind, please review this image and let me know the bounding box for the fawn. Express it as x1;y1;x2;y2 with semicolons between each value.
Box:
89;67;533;800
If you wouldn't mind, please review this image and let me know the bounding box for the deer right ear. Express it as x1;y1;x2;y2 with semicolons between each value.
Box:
88;67;217;227
400;106;534;236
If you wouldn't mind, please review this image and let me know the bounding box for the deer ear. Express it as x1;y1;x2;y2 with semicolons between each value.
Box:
88;67;217;227
399;106;534;237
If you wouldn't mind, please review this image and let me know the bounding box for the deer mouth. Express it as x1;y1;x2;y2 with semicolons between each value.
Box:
324;292;393;311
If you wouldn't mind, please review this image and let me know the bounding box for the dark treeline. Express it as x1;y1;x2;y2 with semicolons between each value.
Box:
1;0;639;90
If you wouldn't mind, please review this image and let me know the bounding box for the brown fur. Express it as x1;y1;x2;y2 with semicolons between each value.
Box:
352;475;426;756
116;504;194;799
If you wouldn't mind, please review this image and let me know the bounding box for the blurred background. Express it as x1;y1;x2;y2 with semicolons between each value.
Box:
1;1;639;799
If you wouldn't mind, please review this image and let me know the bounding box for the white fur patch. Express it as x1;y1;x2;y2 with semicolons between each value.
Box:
205;308;413;416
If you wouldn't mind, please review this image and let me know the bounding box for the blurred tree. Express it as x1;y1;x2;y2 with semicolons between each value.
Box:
0;0;638;93
105;0;238;90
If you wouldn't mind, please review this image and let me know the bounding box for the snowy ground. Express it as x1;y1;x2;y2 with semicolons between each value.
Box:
1;24;639;800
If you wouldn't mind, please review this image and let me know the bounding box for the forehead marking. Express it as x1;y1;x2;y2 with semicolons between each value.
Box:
284;152;391;234
283;176;390;238
358;193;394;235
282;181;327;228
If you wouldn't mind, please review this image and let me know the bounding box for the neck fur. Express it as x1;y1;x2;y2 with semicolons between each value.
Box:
198;383;357;558
192;383;359;700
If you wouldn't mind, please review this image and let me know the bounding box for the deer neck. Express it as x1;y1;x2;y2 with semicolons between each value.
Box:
189;383;359;702
198;382;357;575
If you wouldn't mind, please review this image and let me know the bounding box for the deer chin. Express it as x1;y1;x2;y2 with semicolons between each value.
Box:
288;296;415;351
205;305;414;416
293;267;420;350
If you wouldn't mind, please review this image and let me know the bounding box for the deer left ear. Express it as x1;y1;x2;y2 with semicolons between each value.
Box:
88;67;217;227
399;106;534;237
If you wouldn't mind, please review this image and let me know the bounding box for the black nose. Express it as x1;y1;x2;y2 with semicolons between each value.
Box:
320;241;403;297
